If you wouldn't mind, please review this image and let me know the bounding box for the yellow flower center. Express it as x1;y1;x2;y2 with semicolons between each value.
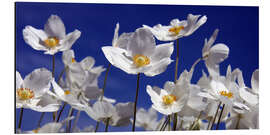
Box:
44;37;59;48
71;58;76;63
169;26;184;35
162;94;177;105
219;91;233;99
17;88;34;100
133;54;150;67
32;128;40;133
64;90;71;95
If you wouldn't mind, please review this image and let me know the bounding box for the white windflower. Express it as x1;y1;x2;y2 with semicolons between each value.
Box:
202;29;229;78
25;116;74;133
16;68;59;112
102;28;174;76
237;69;259;106
85;101;134;126
143;14;207;41
146;71;190;115
135;107;159;131
23;15;81;55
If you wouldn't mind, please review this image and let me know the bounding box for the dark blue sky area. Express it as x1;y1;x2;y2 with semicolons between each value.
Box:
15;2;258;132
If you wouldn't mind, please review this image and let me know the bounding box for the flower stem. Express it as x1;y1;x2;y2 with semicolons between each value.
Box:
172;39;180;131
160;116;169;131
37;112;45;128
56;102;67;122
210;101;221;130
72;110;81;132
94;63;112;132
216;104;225;130
235;114;241;129
168;115;171;131
18;108;24;130
66;108;74;133
207;117;213;130
52;54;55;78
132;73;140;131
105;118;110;132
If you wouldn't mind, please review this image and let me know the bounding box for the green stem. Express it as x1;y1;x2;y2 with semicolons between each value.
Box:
72;110;81;132
66;108;74;133
210;101;221;130
56;102;67;122
216;104;225;130
168;115;171;131
160;116;169;131
207;117;213;130
179;119;183;130
18;108;24;130
174;39;180;82
235;114;241;129
94;121;100;132
52;54;55;78
37;112;45;128
105;118;110;132
132;73;140;131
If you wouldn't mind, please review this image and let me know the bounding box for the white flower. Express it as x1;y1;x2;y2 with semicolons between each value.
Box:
143;14;207;41
52;79;87;111
135;107;159;131
237;69;259;106
23;15;81;55
102;28;174;76
25;116;74;133
146;71;190;115
202;29;229;78
16;68;57;112
85;101;134;126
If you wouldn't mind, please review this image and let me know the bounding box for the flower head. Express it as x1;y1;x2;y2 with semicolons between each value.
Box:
102;28;174;76
143;14;207;41
23;15;81;55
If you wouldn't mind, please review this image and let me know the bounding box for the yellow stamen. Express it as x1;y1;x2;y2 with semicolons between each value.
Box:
71;58;76;63
133;54;150;67
44;37;59;48
64;90;71;95
169;26;184;35
17;88;34;100
32;128;40;133
219;91;233;99
162;94;177;105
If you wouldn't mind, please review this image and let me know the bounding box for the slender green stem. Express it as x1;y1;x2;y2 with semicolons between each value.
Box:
56;103;67;122
94;121;100;132
132;73;140;131
105;118;110;132
18;108;24;130
189;111;202;130
72;110;81;132
172;113;178;130
94;64;112;132
66;108;74;133
100;63;111;101
174;39;180;82
207;117;213;130
210;102;221;130
37;112;45;128
216;104;225;130
160;116;169;131
168;115;171;131
57;66;68;85
52;54;55;78
235;114;241;129
179;119;183;130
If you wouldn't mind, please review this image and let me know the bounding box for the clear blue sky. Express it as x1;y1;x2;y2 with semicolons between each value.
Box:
15;2;258;132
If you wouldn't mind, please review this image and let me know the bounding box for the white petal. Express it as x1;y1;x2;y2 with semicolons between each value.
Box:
112;102;134;126
102;46;136;74
150;42;174;62
23;68;52;97
143;24;177;41
239;88;258;106
115;32;133;49
83;86;102;100
144;58;173;77
92;101;116;119
112;23;119;47
59;29;81;51
202;29;219;57
163;81;176;93
251;69;259;94
80;56;95;70
44;15;66;39
16;71;23;90
127;28;156;56
62;49;75;66
208;43;229;64
146;85;162;105
38;123;62;133
23;26;48;51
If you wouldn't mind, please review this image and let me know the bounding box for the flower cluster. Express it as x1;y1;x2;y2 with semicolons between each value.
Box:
16;13;258;133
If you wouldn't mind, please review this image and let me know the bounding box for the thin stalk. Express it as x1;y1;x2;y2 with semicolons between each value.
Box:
189;111;202;130
210;102;222;130
172;39;180;131
168;115;171;131
160;116;169;131
37;112;45;128
132;73;140;131
94;63;111;132
179;119;183;130
66;108;74;133
52;54;55;78
100;63;111;101
71;110;81;132
18;108;24;130
57;66;68;84
105;118;110;132
216;104;225;130
56;102;67;122
235;114;241;129
94;121;100;132
207;117;213;130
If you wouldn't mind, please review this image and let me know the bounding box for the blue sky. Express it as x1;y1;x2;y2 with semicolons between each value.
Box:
15;2;258;132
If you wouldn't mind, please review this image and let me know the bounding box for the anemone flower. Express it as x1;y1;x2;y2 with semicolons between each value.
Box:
23;15;81;55
134;107;160;131
102;28;173;76
143;14;207;41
